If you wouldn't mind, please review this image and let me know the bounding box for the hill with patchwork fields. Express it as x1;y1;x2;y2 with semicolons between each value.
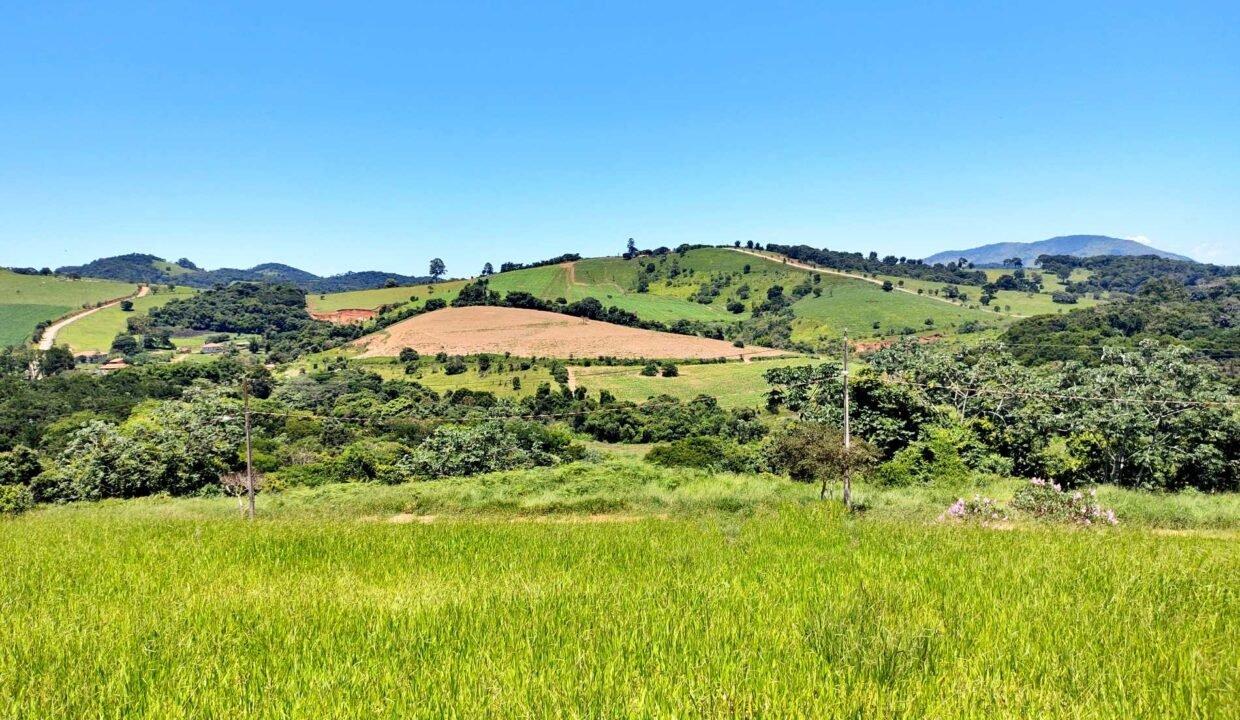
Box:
312;247;1008;346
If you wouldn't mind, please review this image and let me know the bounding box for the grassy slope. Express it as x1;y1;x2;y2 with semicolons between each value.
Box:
338;356;560;398
571;358;816;409
0;305;64;347
307;280;469;313
789;274;996;342
55;286;197;352
2;466;1235;718
887;268;1105;317
0;270;137;346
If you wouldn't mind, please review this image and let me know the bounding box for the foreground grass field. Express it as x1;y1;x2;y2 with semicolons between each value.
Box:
2;462;1236;718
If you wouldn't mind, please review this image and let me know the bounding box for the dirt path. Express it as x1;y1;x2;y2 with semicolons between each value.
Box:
561;260;577;286
729;248;1022;316
38;285;149;350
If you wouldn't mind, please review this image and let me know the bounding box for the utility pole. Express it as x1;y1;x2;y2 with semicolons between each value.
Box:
842;331;852;509
243;378;255;520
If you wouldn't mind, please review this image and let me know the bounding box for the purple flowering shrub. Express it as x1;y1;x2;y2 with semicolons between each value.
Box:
940;495;1006;523
1011;478;1118;526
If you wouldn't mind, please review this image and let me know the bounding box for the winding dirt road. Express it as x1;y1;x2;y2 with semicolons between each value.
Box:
38;285;149;351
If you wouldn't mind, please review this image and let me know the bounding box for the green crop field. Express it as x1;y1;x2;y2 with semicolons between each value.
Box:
572;357;816;409
55;286;198;352
0;270;138;347
1;465;1235;718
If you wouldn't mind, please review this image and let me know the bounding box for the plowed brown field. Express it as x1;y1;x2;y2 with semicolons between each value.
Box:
353;306;787;360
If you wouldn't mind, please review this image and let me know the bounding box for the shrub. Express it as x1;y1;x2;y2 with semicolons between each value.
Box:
1012;478;1118;526
0;484;34;515
640;363;658;377
873;425;1011;487
645;436;760;473
660;362;679;377
940;496;1006;523
393;421;570;480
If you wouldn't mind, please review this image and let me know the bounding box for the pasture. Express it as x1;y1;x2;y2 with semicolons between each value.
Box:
336;355;561;398
0;270;137;347
306;279;468;313
55;286;197;352
1;467;1235;718
572;357;816;409
790;274;997;342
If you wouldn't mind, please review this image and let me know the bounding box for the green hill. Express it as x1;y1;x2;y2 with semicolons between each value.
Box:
311;247;1005;345
0;270;137;347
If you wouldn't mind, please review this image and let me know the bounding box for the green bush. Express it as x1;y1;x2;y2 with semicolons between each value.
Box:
0;484;34;515
874;425;1011;487
645;436;760;473
392;421;576;480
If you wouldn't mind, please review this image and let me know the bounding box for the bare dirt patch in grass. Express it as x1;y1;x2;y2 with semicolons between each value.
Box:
353;306;787;360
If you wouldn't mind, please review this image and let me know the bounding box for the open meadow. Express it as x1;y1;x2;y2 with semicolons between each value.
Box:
55;286;197;352
0;270;137;346
1;463;1235;719
572;357;816;409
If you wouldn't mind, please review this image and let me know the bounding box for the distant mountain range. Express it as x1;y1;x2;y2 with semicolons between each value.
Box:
922;235;1192;268
54;254;434;293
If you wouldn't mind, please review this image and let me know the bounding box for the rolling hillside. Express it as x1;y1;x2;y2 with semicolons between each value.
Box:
56;253;434;293
0;270;137;347
313;247;1003;342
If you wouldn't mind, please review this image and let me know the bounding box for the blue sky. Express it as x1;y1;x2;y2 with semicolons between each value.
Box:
2;1;1237;275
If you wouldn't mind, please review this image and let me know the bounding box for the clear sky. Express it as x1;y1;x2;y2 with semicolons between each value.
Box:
2;1;1237;276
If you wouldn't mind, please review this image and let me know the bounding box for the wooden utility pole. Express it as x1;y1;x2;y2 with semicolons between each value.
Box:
243;378;255;520
842;331;852;509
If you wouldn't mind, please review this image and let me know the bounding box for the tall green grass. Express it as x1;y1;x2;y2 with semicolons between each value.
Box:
1;490;1235;717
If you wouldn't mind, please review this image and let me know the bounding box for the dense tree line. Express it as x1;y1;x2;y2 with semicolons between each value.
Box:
1002;279;1238;376
148;282;313;334
765;243;987;284
497;253;582;273
1036;254;1238;295
766;341;1238;492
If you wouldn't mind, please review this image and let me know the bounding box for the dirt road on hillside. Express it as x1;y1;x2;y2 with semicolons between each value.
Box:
729;248;1019;316
38;285;149;350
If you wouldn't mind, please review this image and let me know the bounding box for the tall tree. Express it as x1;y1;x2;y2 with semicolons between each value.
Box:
481;262;494;276
429;258;446;280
